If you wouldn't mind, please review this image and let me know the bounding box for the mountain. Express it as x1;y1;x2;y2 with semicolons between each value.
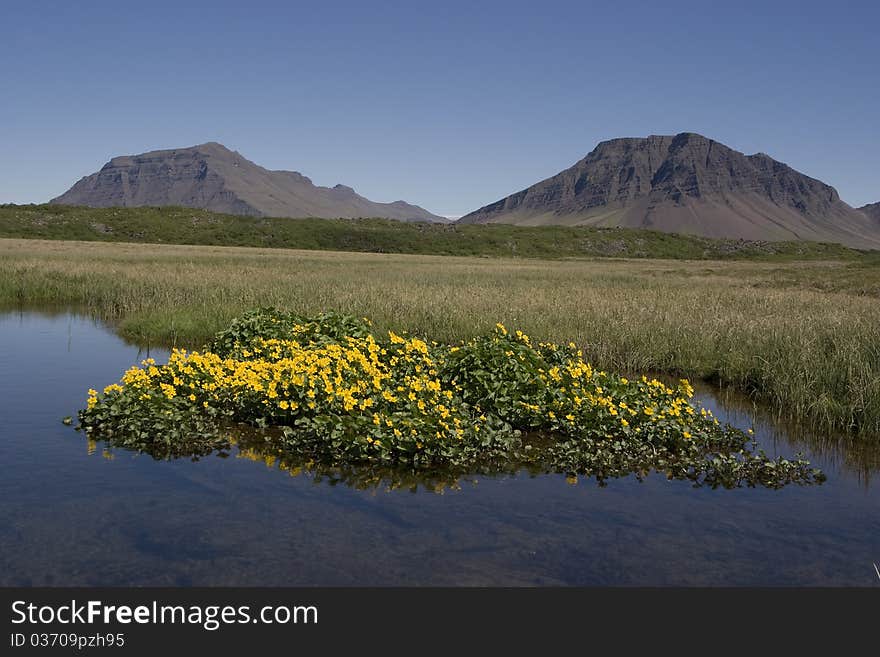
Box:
459;133;880;249
859;202;880;223
51;142;446;222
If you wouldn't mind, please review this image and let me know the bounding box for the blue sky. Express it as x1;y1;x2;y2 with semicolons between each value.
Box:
2;0;877;216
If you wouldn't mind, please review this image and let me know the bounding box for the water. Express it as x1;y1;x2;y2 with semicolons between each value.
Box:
1;311;878;586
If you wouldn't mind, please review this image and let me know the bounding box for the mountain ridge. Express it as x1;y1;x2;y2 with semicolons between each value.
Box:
52;142;446;223
859;202;880;223
459;133;880;249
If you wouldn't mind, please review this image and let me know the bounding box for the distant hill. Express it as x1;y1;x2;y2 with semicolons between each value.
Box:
51;142;446;223
459;133;880;249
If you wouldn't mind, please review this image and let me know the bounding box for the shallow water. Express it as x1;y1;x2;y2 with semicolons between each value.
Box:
1;311;878;586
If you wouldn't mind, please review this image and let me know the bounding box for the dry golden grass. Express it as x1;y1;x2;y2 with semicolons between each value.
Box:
2;238;879;435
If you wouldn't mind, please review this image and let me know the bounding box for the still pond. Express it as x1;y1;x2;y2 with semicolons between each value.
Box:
1;311;878;585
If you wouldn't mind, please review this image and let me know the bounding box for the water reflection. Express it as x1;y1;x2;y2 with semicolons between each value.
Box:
696;383;880;486
235;441;476;494
82;416;825;493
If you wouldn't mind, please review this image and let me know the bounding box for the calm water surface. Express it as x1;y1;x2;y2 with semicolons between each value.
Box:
1;311;878;586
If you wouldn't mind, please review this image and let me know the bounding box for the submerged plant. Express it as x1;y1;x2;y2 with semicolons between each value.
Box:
77;308;824;488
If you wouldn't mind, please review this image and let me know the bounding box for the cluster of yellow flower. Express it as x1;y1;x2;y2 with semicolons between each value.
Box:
78;311;827;488
80;313;717;467
525;358;705;438
105;327;477;454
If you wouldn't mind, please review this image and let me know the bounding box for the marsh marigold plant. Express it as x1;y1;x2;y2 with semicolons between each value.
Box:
77;309;823;488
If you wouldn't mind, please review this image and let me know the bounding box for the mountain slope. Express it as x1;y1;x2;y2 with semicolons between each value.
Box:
51;142;445;222
460;133;880;249
859;202;880;223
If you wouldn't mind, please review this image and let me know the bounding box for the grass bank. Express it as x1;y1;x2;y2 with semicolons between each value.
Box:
0;203;871;260
1;238;879;436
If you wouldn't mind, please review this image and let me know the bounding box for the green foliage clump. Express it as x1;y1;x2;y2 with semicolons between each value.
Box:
77;309;824;488
209;308;373;356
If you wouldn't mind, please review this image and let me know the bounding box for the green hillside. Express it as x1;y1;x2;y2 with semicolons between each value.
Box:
0;203;867;260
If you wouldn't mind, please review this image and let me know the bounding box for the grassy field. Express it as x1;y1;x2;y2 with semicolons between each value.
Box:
2;237;879;437
1;203;871;261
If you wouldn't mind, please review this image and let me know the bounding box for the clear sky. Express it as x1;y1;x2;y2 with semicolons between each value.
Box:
2;0;878;216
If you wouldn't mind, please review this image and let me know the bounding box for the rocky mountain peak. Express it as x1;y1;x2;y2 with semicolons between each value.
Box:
459;133;880;248
51;143;445;222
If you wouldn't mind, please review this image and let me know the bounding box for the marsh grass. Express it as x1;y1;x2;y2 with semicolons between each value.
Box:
2;238;879;436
